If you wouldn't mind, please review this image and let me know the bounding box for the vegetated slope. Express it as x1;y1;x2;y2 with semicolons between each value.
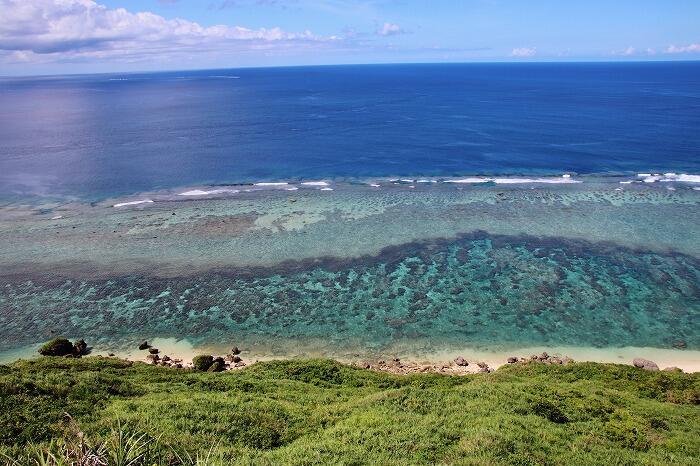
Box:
0;357;698;465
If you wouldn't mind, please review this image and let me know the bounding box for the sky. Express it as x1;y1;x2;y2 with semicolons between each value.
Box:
0;0;699;76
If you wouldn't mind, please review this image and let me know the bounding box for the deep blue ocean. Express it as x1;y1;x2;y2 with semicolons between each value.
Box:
1;62;699;201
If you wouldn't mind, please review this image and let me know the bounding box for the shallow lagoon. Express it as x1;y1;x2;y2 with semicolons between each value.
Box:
0;178;699;362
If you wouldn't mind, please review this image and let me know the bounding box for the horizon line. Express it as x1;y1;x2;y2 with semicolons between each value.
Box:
2;58;699;80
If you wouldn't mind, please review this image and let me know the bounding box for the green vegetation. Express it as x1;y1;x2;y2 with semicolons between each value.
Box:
0;357;698;465
192;355;214;372
36;338;88;358
36;338;74;357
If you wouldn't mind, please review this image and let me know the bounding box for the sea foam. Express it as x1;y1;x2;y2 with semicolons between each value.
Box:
444;176;580;184
492;177;581;184
178;189;239;196
444;178;491;184
638;173;700;183
301;181;329;186
113;199;154;207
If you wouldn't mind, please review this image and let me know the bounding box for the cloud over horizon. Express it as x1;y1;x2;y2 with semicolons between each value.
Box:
510;47;536;58
377;22;403;37
0;0;336;65
666;43;700;54
0;0;698;74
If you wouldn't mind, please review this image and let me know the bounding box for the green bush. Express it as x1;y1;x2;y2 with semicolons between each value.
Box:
38;338;74;356
192;355;214;371
603;414;650;451
530;398;569;423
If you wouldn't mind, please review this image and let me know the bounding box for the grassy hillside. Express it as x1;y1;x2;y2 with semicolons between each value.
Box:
1;357;698;465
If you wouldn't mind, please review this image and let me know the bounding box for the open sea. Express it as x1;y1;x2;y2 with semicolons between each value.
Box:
0;63;699;365
1;62;700;200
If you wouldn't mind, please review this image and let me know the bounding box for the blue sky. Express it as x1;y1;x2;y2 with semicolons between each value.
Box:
1;0;699;75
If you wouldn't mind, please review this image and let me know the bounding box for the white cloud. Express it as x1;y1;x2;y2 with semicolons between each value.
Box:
611;46;659;57
377;22;403;37
510;47;536;58
665;43;700;54
0;0;335;64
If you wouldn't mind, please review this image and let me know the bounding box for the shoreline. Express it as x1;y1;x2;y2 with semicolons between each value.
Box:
112;343;700;373
4;338;698;373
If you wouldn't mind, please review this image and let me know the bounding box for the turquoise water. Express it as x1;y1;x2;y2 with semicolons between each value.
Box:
0;180;698;359
1;63;699;362
1;234;697;356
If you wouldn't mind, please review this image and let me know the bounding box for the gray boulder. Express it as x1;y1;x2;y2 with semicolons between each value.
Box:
632;358;659;371
454;356;469;367
663;366;683;373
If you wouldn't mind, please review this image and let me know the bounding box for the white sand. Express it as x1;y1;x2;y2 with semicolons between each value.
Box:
416;346;700;372
4;339;698;373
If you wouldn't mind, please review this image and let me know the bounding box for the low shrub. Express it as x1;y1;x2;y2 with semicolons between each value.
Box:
603;414;650;451
530;398;569;423
38;338;74;357
192;355;214;372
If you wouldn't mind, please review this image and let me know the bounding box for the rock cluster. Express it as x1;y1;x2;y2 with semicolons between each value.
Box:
355;353;577;375
355;357;489;375
136;341;247;371
505;352;574;366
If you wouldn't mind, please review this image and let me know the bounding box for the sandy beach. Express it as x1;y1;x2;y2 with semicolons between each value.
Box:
4;337;697;374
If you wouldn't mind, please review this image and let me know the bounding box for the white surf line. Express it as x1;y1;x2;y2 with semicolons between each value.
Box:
443;177;491;183
113;199;154;207
493;177;581;184
178;189;239;196
443;175;581;184
300;181;330;186
638;173;700;184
